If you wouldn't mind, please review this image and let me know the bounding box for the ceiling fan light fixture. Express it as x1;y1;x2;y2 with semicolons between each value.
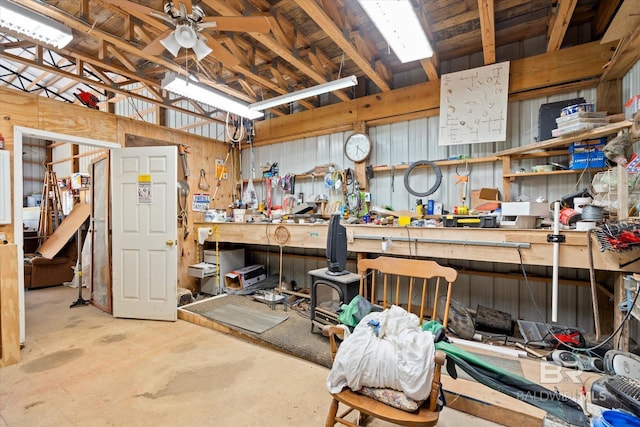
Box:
0;0;72;49
249;75;358;111
173;24;198;48
162;73;264;120
160;31;181;57
357;0;433;63
192;37;213;62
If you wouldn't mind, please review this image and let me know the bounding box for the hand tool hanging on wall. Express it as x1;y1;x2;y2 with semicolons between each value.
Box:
177;180;190;240
455;162;471;209
178;145;190;177
224;113;245;206
391;165;395;192
212;143;233;201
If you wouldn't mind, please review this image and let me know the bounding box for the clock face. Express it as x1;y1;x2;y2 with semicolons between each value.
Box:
344;133;372;163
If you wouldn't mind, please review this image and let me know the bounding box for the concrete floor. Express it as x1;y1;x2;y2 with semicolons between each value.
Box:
0;285;506;426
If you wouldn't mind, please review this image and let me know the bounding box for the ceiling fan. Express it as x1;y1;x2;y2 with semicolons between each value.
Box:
105;0;271;63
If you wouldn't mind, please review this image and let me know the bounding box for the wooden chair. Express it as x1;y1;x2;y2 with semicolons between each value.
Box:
325;256;456;427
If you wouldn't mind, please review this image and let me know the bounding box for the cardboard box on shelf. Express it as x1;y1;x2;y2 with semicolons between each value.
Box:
224;264;266;290
471;188;501;211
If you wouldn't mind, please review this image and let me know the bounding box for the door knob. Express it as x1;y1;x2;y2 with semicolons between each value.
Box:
165;240;175;246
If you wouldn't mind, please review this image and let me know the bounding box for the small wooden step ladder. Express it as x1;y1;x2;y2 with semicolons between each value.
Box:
38;169;64;240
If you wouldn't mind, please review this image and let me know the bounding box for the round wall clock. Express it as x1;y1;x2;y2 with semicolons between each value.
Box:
344;132;372;163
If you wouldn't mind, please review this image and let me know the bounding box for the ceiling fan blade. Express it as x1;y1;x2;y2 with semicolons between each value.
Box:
149;11;178;26
181;0;193;15
143;29;174;55
178;3;188;19
199;16;271;33
203;37;240;67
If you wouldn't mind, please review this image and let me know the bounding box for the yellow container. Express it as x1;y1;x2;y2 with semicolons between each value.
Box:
398;216;411;226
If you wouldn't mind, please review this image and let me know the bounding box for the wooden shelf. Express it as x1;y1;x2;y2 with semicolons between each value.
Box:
498;120;633;200
371;156;499;173
241;156;500;184
503;168;608;179
495;120;632;157
510;149;567;159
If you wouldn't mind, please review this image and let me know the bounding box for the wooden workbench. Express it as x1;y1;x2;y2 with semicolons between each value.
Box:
196;222;638;271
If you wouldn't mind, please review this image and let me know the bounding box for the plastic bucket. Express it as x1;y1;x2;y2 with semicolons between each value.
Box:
592;410;640;427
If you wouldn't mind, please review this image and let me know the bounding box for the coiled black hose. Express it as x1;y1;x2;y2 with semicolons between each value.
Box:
403;160;443;197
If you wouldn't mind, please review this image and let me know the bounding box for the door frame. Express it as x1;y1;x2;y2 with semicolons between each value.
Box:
12;126;120;342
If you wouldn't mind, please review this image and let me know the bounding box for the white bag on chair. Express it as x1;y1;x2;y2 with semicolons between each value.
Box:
327;305;435;401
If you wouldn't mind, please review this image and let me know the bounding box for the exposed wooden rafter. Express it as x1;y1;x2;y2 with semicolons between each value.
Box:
478;0;496;65
297;0;391;92
547;0;578;52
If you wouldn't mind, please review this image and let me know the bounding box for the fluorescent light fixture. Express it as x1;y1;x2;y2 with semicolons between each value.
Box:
0;0;73;49
161;73;264;120
357;0;433;63
249;75;358;111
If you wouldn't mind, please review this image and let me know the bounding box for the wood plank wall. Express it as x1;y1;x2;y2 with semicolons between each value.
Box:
0;244;19;367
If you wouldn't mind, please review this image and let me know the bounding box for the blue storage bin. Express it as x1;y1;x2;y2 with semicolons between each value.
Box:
569;139;607;170
569;151;606;170
592;409;640;427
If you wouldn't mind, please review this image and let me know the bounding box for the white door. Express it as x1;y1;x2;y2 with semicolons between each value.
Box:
111;146;178;321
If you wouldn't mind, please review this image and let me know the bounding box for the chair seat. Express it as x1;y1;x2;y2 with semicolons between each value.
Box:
333;389;439;427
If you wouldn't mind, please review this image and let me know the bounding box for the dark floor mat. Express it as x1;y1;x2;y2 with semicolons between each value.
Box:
181;294;333;368
201;304;289;334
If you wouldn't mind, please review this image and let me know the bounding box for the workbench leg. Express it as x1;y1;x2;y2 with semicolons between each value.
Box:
613;273;629;351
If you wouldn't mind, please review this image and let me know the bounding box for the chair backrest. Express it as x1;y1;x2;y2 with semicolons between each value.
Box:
357;256;457;328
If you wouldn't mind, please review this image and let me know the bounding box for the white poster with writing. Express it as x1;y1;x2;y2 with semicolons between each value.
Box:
438;61;510;146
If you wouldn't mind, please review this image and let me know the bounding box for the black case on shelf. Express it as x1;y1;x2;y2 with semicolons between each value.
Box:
537;97;586;142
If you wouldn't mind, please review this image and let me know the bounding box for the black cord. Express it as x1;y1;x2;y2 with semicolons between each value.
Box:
405;226;413;258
